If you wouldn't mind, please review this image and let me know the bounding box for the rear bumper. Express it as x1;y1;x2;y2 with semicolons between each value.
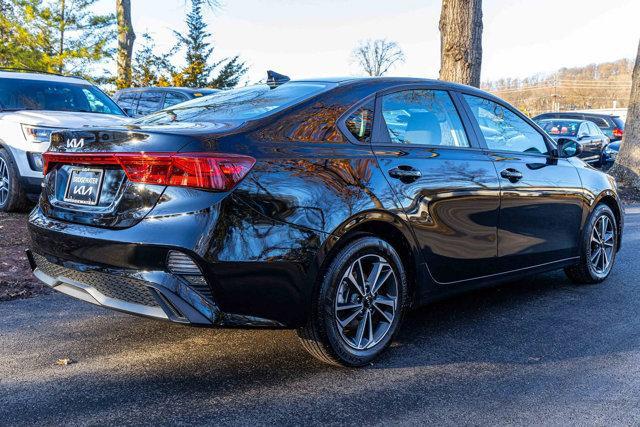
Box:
27;249;286;327
28;250;218;325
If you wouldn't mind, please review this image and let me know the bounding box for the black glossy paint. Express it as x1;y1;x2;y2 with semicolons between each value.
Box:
29;77;624;328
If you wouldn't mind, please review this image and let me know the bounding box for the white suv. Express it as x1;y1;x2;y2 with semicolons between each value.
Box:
0;71;130;211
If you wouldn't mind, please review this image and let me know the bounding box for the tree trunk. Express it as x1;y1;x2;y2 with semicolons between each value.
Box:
58;0;65;73
439;0;482;87
116;0;135;89
610;39;640;188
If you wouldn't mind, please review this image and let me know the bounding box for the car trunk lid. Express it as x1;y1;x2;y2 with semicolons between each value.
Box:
40;123;250;229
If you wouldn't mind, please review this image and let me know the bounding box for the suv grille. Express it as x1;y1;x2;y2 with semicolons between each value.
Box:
33;253;159;307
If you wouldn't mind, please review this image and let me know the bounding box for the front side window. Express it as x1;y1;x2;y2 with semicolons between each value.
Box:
379;89;469;147
136;91;164;116
344;99;374;142
117;92;138;110
163;92;189;109
464;95;548;155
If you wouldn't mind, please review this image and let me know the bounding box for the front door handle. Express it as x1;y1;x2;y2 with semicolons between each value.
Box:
500;168;523;182
388;166;422;182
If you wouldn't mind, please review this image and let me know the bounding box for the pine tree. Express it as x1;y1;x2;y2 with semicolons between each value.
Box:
131;33;176;87
176;0;247;88
175;0;213;87
0;0;115;76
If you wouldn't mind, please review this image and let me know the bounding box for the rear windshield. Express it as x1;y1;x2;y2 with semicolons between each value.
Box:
537;120;580;137
135;82;335;124
0;78;125;115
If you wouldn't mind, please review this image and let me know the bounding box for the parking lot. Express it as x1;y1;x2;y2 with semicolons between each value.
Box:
0;205;638;425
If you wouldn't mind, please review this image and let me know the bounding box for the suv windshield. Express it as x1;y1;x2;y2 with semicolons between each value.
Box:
0;78;125;115
136;82;335;125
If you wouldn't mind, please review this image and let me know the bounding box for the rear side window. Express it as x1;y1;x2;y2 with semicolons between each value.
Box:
344;99;374;142
379;89;469;147
136;91;164;116
464;94;548;155
587;122;601;135
586;116;609;128
612;117;625;129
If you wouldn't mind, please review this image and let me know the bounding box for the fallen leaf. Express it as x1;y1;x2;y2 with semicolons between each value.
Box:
55;358;76;366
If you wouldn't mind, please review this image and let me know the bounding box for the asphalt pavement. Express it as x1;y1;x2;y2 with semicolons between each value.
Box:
2;205;640;426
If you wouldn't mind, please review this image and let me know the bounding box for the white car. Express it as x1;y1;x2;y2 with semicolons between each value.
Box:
0;71;130;211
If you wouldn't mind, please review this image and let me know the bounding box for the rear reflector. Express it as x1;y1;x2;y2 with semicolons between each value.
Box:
43;152;255;192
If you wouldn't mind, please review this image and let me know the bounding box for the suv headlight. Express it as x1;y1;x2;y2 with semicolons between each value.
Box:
21;125;57;143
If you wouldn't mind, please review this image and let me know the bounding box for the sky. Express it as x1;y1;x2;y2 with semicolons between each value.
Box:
95;0;640;84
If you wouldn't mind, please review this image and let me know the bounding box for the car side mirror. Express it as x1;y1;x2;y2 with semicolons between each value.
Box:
122;108;134;117
557;138;582;158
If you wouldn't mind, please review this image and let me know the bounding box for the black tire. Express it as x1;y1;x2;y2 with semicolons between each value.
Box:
0;148;29;213
564;203;618;284
297;236;409;367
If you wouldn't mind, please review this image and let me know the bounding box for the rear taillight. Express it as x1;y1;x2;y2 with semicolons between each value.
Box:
613;128;624;138
42;152;255;192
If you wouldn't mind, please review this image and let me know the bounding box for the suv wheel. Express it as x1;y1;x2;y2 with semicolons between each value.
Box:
565;203;617;284
0;148;28;212
297;236;408;367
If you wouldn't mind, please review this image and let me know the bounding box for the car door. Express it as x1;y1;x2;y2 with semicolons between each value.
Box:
371;86;501;284
586;121;607;162
461;94;584;271
577;122;600;163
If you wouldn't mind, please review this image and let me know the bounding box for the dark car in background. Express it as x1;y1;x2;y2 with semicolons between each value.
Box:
533;112;625;142
113;87;218;117
28;77;623;367
535;118;609;165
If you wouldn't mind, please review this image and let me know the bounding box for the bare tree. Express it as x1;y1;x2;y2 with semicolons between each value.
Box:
610;39;640;188
439;0;482;87
351;39;405;77
116;0;135;89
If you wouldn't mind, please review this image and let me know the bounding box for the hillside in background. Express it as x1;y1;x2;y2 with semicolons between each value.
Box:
482;58;633;116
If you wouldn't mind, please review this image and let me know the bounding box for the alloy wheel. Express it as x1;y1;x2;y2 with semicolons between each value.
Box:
0;157;9;207
334;254;398;350
590;214;615;274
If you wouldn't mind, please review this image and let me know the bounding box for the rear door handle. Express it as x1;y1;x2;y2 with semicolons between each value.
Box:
388;166;422;182
500;168;523;182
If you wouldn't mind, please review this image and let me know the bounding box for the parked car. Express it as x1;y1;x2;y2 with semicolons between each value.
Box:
0;70;130;212
535;118;609;165
112;87;218;117
602;140;621;166
28;77;623;367
533;112;625;142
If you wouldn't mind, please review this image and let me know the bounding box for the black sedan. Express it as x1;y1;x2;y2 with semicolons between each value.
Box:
535;118;610;166
28;76;623;367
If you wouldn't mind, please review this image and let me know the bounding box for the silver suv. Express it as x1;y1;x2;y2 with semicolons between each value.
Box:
0;70;130;211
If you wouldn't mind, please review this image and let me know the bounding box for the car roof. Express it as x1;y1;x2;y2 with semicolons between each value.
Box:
535;111;620;119
0;70;89;84
291;76;493;97
115;87;218;94
537;118;586;124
